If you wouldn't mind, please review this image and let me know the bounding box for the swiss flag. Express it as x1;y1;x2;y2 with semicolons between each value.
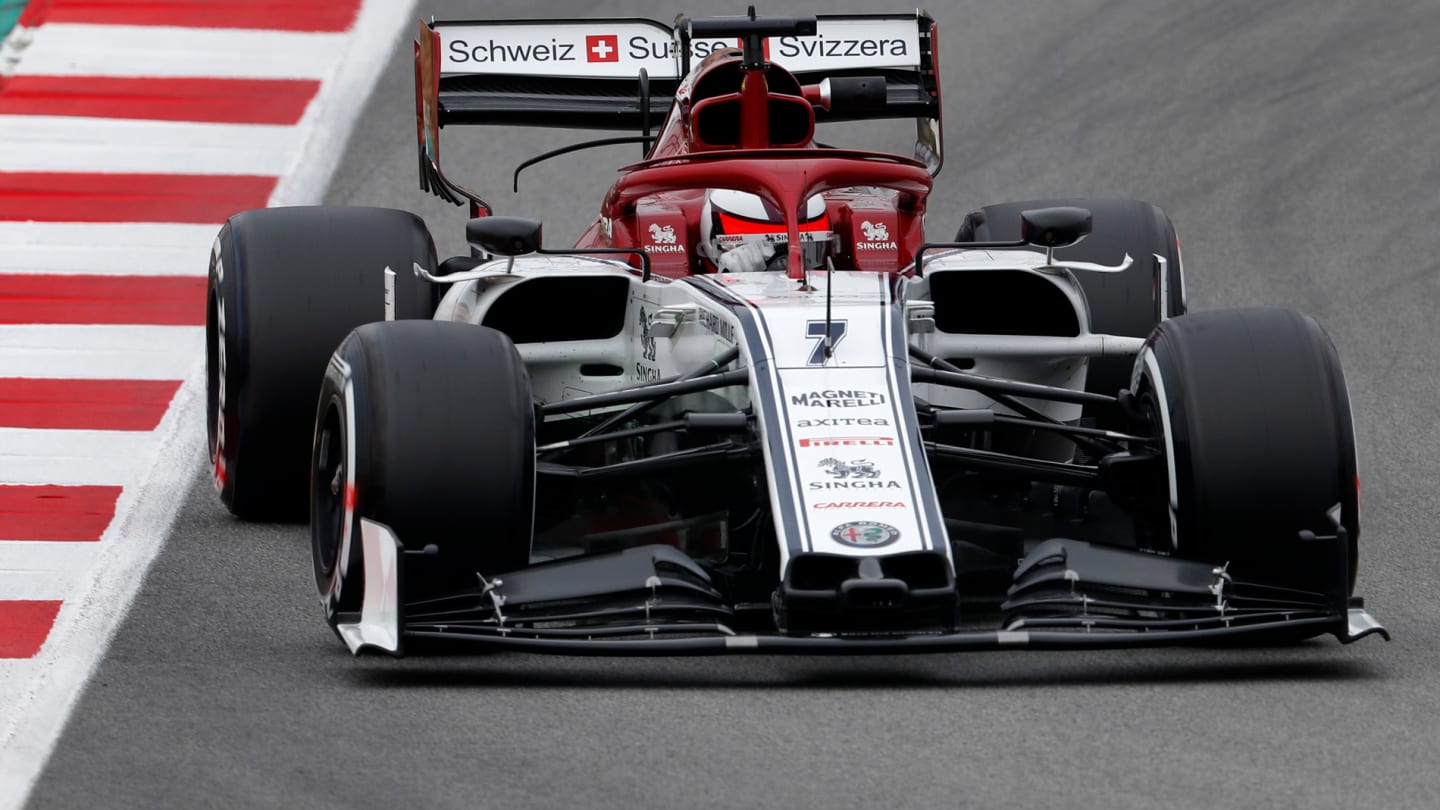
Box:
586;35;619;62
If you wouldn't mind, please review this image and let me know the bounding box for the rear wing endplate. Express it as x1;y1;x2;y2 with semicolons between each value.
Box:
414;13;942;209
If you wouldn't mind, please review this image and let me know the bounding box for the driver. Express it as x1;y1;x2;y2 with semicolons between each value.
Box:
700;189;833;273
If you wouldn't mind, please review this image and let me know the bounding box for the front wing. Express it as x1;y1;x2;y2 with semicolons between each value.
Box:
338;520;1388;657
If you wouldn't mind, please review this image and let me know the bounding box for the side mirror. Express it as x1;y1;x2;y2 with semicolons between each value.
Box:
1020;207;1092;249
467;216;542;256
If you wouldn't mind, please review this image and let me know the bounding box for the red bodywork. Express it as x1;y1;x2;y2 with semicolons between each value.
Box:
571;49;933;279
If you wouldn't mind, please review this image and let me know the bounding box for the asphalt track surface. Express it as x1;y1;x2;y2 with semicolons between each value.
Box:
26;1;1440;808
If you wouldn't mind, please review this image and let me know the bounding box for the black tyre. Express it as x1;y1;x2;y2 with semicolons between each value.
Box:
954;198;1185;400
1138;308;1359;594
312;321;534;623
206;206;438;521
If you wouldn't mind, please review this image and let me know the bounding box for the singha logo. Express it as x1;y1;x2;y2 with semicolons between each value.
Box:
818;458;881;479
860;221;889;241
648;223;677;244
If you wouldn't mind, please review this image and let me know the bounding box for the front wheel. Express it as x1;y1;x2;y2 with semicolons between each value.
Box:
1136;308;1360;595
312;321;535;629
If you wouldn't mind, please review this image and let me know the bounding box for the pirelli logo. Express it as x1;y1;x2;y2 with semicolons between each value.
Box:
797;437;895;448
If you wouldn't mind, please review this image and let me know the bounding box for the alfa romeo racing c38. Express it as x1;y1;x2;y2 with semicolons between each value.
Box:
205;10;1387;656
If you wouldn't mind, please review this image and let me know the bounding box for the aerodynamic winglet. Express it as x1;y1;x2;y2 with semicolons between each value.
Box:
336;519;405;656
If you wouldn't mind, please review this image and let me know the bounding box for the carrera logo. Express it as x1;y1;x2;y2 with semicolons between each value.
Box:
813;501;906;509
799;437;895;448
586;35;619;62
716;230;826;248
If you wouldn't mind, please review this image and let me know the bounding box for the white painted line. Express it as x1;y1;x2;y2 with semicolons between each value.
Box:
0;376;206;806
0;543;102;574
0;325;203;380
0;428;164;486
13;24;346;79
0;223;215;276
0;544;99;600
0;115;300;176
0;572;84;600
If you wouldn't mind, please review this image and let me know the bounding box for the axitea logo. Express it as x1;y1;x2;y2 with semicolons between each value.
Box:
798;437;895;448
795;418;889;428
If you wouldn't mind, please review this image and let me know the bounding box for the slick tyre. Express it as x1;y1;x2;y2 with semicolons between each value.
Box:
312;321;535;623
1137;308;1360;595
206;206;438;521
955;198;1185;403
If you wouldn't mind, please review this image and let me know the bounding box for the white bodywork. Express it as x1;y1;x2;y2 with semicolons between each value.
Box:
425;249;1148;566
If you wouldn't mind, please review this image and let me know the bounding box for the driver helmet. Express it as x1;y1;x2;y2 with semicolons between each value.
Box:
701;189;832;272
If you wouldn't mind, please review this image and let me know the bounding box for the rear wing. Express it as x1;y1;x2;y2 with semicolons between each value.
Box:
414;13;942;211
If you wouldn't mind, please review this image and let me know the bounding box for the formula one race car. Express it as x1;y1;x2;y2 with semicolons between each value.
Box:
206;11;1387;655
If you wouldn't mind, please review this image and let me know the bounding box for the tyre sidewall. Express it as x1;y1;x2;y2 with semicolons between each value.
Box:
207;223;244;514
312;336;372;621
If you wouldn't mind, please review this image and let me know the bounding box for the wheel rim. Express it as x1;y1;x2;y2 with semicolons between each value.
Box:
313;404;345;582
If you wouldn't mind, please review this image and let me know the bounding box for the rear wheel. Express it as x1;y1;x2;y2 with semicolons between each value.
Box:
207;206;438;521
312;321;535;627
1137;308;1359;595
955;198;1185;403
